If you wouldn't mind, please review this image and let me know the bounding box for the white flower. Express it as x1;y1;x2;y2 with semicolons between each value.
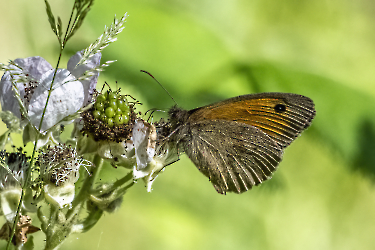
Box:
0;51;101;133
132;119;179;192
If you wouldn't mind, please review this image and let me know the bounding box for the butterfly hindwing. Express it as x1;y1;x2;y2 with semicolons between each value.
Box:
176;120;283;194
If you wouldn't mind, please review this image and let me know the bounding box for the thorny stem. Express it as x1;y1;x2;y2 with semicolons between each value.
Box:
6;2;80;249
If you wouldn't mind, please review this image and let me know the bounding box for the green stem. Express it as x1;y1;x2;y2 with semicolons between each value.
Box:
90;154;104;186
112;172;133;189
43;206;70;250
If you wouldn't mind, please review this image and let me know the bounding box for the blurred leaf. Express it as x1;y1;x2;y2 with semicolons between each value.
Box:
57;17;63;40
19;235;34;250
66;0;94;42
44;0;58;36
352;119;375;181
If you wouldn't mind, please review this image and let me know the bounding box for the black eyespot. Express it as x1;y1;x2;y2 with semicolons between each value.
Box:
274;104;286;112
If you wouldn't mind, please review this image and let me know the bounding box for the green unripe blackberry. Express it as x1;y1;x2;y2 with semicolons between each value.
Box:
105;107;115;118
108;100;117;109
117;98;129;112
100;113;108;122
108;92;118;100
96;94;106;102
115;108;122;116
107;118;114;127
122;114;130;124
92;110;101;119
92;90;131;127
95;101;105;111
114;114;126;125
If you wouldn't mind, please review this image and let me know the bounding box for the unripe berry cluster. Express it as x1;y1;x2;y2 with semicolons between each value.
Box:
92;91;130;127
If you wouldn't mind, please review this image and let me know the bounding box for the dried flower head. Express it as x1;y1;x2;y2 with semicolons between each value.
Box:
38;144;91;208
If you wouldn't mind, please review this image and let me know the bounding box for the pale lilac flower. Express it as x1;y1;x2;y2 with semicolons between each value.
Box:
0;51;101;132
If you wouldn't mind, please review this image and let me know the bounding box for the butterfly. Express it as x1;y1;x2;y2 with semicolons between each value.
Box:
156;92;316;194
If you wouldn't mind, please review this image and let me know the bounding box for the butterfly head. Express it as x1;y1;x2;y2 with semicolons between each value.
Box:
168;105;190;130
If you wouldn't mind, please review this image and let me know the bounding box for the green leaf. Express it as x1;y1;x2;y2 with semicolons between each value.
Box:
44;0;57;36
76;205;103;233
57;16;63;41
66;0;94;42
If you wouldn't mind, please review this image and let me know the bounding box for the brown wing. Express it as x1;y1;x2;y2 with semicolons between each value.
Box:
187;93;315;148
176;120;283;194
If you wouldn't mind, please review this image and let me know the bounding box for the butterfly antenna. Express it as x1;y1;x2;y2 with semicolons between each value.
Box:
145;108;166;122
140;70;178;106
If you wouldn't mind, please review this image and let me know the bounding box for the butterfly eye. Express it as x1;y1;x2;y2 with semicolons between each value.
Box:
274;104;286;112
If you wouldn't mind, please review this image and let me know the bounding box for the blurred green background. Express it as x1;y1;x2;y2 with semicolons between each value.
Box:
1;0;375;249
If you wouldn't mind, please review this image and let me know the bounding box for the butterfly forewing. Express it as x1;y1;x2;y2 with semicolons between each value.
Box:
175;120;283;194
188;93;315;148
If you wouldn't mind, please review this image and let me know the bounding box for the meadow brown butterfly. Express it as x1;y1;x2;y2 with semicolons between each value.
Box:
156;93;315;194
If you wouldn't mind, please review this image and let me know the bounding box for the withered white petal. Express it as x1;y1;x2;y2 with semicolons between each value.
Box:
133;119;156;170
